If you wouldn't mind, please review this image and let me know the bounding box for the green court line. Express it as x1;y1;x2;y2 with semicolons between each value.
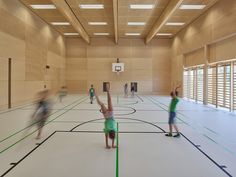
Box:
116;123;119;177
0;97;88;154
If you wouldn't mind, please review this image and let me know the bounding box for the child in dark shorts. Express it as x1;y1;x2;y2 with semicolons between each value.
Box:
165;85;181;138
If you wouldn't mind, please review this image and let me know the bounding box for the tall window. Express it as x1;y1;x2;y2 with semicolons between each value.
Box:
183;66;204;102
207;65;217;105
233;62;236;111
184;59;236;112
197;67;204;102
183;70;188;98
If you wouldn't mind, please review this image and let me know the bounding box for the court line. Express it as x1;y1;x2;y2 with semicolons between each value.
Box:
116;123;119;177
99;106;136;116
136;94;144;102
150;96;236;151
70;118;166;132
181;133;233;177
146;96;187;124
0;96;88;154
1;130;232;177
51;120;181;124
0;102;36;116
0;131;57;177
0;96;87;145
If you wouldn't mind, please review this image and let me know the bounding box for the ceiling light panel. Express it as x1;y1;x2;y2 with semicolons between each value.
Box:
180;5;206;10
30;4;56;9
129;4;154;9
166;22;185;26
156;33;173;36
125;33;141;36
94;33;109;35
79;4;104;9
51;22;70;25
88;22;108;25
127;22;146;26
64;33;79;36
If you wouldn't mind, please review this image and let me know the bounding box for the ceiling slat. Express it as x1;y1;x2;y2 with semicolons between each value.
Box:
113;0;118;44
145;0;184;44
51;0;90;43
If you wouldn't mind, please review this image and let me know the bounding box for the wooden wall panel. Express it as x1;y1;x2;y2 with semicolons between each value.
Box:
185;48;205;67
66;38;171;94
209;35;236;62
0;0;66;109
0;58;8;108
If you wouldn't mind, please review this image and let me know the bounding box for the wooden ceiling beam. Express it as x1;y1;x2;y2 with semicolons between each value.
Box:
113;0;118;44
51;0;90;44
145;0;184;44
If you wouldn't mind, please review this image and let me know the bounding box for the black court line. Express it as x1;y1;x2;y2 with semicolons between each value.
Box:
1;131;57;177
180;133;232;177
0;102;36;116
1;129;233;177
99;106;137;116
70;118;166;132
114;100;139;105
136;94;144;102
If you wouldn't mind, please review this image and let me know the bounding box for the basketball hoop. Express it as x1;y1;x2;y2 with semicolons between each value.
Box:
115;66;121;75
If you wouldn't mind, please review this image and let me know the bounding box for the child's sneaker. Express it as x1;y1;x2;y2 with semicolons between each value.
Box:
165;133;172;137
173;133;181;138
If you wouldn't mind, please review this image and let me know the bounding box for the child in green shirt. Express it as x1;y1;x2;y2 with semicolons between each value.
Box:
89;85;95;104
165;85;181;138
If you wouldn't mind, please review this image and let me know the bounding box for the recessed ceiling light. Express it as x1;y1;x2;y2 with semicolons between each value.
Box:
156;33;173;36
180;5;206;10
125;33;141;36
64;33;79;36
130;4;154;10
79;4;104;9
166;22;185;26
94;33;109;35
51;22;70;26
88;22;107;25
127;22;146;26
30;4;56;9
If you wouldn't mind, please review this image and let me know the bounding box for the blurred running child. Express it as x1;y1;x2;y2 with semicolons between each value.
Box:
58;86;67;102
31;90;51;139
124;83;128;97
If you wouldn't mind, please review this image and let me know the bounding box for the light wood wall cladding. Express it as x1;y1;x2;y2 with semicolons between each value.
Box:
171;0;236;90
0;0;66;109
184;48;205;67
0;58;8;108
209;35;236;62
66;38;171;94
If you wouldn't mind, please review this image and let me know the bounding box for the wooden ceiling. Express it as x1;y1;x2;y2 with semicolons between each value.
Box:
20;0;219;44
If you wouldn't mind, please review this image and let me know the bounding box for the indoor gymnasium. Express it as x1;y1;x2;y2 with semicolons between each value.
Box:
0;0;236;177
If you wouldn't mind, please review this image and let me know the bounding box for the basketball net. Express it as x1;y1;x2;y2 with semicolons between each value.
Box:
116;71;120;75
